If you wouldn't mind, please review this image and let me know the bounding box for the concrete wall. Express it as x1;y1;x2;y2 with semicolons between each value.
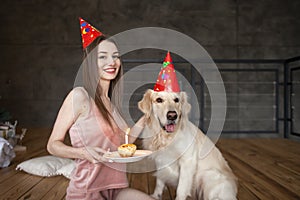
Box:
0;0;299;136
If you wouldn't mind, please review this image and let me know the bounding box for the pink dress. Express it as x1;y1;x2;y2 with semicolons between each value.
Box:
66;91;128;199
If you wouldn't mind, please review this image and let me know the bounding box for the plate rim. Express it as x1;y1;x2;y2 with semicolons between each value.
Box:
104;150;152;163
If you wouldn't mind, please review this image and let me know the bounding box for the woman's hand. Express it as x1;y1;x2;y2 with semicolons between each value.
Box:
81;147;112;163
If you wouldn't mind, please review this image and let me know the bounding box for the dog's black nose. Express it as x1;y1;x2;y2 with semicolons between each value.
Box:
167;111;177;120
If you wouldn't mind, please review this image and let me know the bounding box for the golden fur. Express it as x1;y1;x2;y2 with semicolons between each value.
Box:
138;89;237;200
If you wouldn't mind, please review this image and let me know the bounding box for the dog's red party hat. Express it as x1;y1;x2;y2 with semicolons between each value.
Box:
154;52;180;92
79;17;103;49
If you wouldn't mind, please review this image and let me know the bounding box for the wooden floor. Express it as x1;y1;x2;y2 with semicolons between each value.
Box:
1;128;300;199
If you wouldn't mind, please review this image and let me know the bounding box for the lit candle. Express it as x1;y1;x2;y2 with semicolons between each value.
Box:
125;128;130;144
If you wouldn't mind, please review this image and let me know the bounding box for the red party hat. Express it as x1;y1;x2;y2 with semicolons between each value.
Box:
154;52;180;92
79;17;103;49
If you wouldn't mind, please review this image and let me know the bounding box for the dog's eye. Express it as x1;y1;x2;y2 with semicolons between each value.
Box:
174;98;179;103
156;98;163;103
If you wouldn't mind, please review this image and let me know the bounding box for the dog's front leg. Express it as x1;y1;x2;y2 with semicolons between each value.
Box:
152;178;165;200
175;160;195;200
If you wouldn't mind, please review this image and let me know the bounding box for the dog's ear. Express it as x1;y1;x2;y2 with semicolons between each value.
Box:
180;92;191;118
138;89;153;118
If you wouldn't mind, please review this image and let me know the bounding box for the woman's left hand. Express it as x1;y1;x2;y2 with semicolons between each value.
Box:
82;146;112;163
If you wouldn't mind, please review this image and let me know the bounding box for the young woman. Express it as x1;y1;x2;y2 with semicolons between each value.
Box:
47;19;154;200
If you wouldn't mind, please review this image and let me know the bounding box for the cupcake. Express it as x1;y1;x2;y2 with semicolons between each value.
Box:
118;143;137;157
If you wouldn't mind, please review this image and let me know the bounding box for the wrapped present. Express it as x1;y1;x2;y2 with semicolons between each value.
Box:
0;121;17;139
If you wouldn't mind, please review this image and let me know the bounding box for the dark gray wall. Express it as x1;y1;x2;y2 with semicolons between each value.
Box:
0;0;299;129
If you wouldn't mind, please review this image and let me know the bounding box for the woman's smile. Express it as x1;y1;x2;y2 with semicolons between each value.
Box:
103;67;117;74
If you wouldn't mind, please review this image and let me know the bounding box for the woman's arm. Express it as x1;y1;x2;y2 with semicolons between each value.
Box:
112;107;146;144
128;115;146;143
47;88;105;163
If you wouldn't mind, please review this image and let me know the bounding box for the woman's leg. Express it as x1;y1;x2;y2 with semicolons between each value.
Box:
116;188;155;200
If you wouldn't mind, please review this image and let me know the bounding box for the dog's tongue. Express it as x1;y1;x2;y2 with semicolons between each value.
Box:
165;124;175;132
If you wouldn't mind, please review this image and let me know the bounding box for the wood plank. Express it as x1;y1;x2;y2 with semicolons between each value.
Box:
1;174;43;199
18;176;65;200
165;185;176;200
0;165;21;183
219;141;300;199
218;139;300;197
262;139;300;157
2;128;300;200
127;173;132;185
161;186;173;200
237;182;260;200
222;151;296;199
243;138;300;159
40;176;69;200
129;173;150;194
147;172;156;195
0;172;31;195
243;139;300;175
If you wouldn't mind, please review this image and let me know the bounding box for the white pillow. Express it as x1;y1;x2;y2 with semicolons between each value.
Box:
56;161;75;179
16;155;73;177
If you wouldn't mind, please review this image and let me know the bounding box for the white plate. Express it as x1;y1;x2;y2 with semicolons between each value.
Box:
104;150;152;163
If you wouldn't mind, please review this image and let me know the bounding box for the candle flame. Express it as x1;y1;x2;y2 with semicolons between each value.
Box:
125;128;130;135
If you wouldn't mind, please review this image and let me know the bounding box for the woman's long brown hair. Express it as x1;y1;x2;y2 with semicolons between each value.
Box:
82;35;123;128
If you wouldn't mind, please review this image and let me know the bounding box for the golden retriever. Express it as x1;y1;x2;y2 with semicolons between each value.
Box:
138;89;237;200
